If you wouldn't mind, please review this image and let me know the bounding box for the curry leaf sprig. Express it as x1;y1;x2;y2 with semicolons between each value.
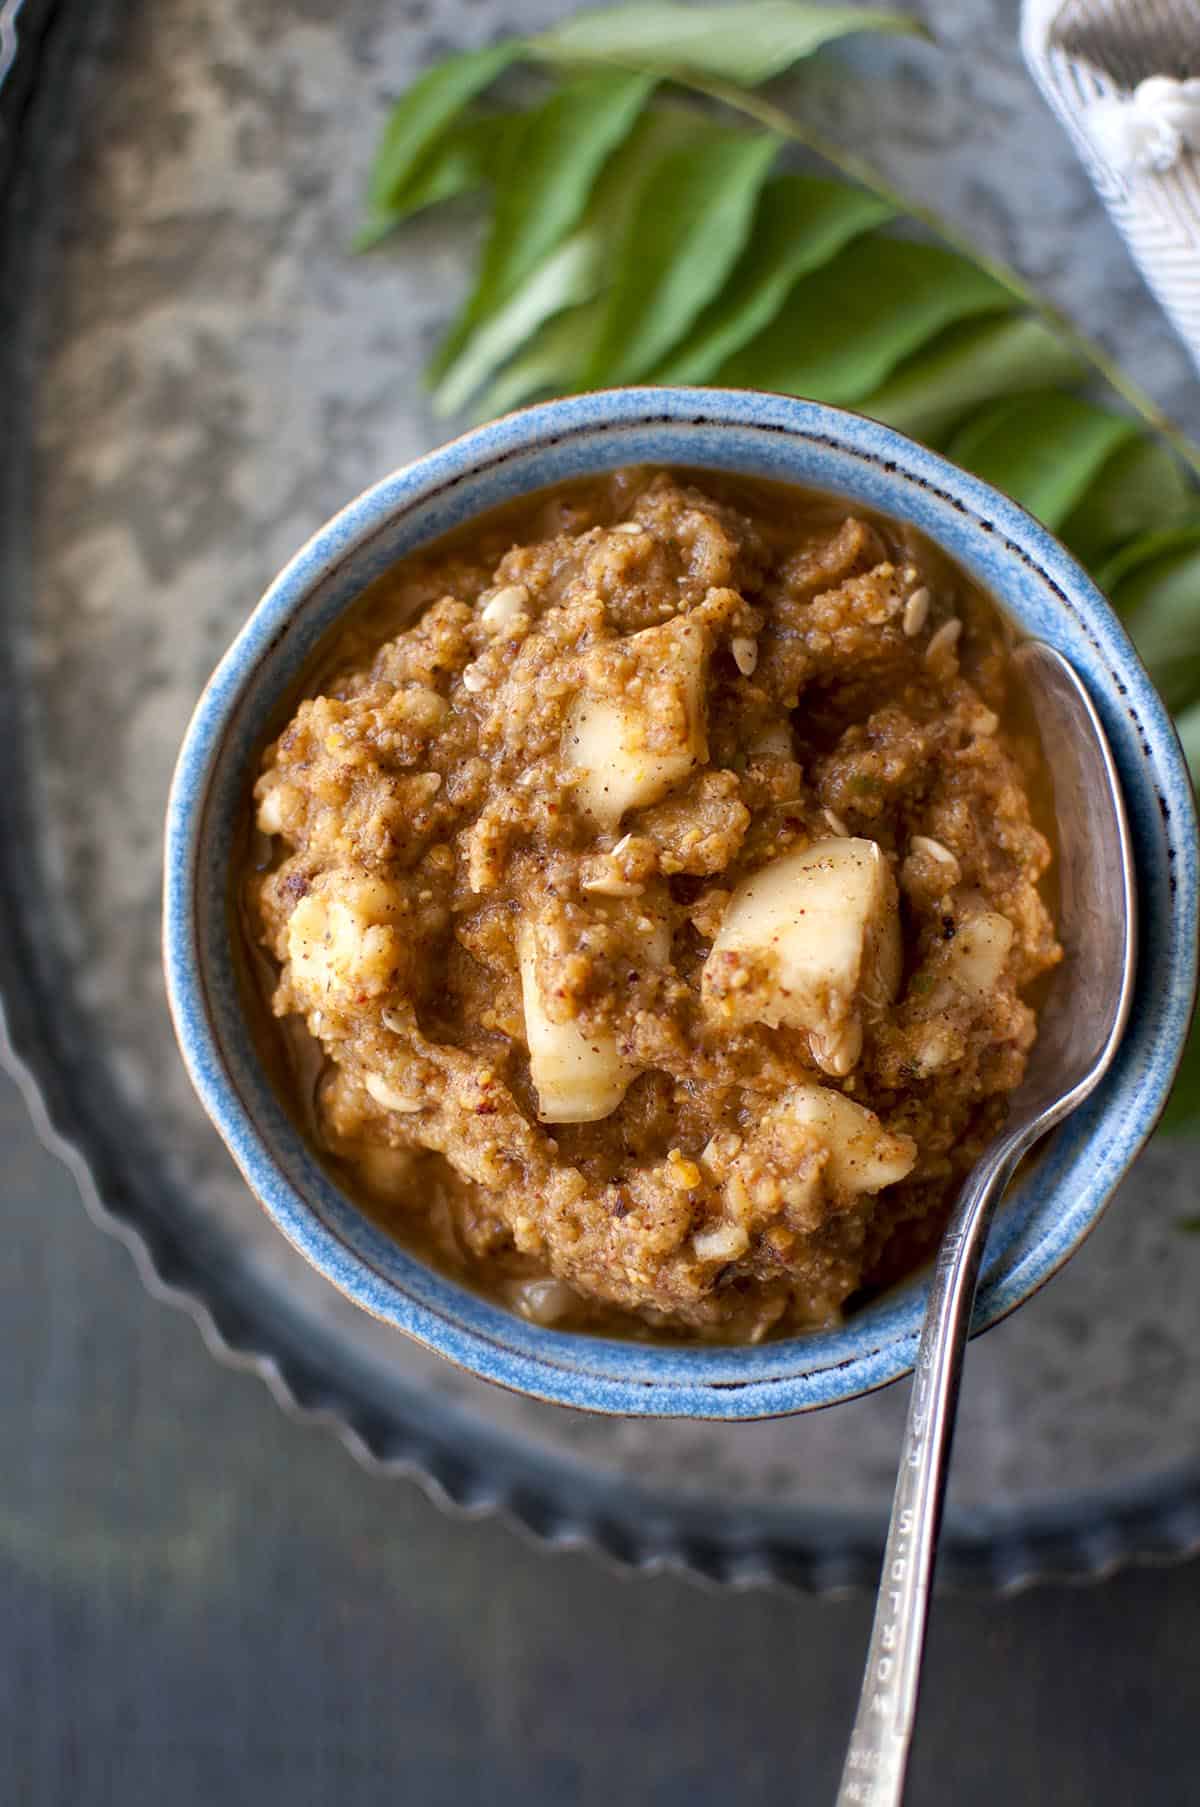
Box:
359;1;1200;1127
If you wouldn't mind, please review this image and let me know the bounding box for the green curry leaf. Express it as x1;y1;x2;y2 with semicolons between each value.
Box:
355;112;522;248
946;393;1140;530
435;105;708;411
1174;696;1200;789
721;237;1012;404
654;174;892;383
477;302;605;419
1061;436;1196;567
584;124;781;384
433;235;601;418
530;2;926;85
366;43;518;219
862;314;1090;443
431;69;654;381
1096;522;1200;594
1108;531;1200;713
1159;1021;1200;1138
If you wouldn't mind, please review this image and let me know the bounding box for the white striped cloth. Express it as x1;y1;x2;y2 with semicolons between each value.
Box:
1022;0;1200;371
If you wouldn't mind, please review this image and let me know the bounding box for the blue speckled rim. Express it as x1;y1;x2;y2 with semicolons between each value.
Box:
163;388;1199;1420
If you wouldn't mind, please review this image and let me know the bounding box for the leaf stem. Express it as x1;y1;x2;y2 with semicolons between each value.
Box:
679;73;1200;480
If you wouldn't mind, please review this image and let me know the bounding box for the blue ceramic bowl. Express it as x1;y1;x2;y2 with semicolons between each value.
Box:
164;388;1198;1419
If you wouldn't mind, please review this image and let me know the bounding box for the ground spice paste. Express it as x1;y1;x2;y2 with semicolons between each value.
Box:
245;469;1061;1342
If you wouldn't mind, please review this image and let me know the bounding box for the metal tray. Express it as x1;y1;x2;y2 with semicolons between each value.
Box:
5;0;1200;1592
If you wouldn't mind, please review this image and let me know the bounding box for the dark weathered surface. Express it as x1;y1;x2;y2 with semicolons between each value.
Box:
2;1070;1196;1805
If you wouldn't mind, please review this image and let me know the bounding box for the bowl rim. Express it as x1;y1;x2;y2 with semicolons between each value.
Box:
163;386;1199;1419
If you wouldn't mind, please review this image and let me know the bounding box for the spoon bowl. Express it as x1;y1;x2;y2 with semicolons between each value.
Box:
838;639;1137;1805
1010;641;1138;1126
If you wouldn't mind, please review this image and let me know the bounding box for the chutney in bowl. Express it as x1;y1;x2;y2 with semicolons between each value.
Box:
164;388;1196;1417
242;465;1060;1345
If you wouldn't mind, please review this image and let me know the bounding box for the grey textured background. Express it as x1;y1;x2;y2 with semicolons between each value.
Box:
4;1062;1199;1803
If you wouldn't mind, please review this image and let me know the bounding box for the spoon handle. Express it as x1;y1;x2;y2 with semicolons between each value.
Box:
835;1144;1021;1807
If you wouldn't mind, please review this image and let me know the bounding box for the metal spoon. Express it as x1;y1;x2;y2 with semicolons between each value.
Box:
836;640;1137;1807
